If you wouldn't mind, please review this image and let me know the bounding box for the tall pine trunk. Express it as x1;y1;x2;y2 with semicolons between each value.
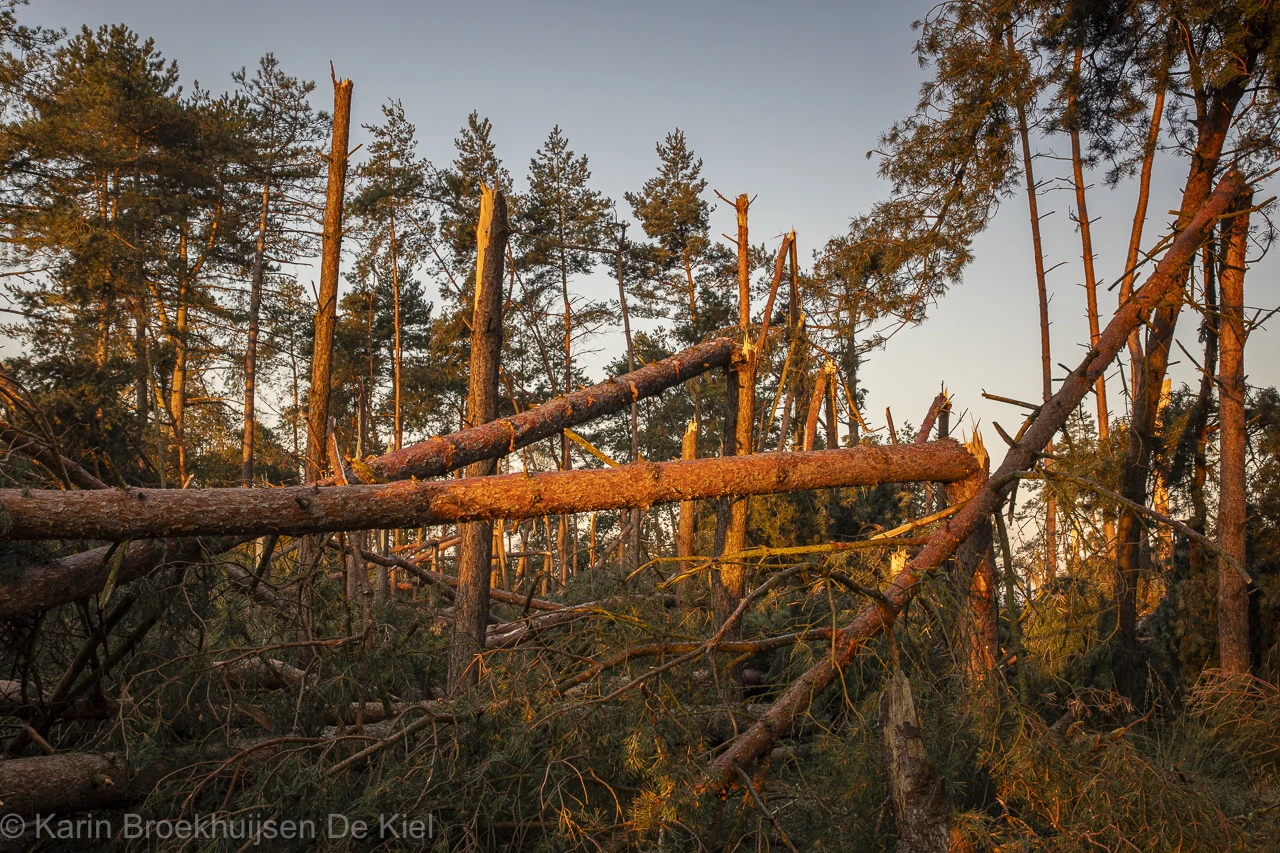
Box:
1114;76;1244;698
1010;31;1057;579
1069;47;1112;567
1217;190;1252;673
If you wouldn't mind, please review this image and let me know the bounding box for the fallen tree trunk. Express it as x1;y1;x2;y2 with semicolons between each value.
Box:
0;536;249;622
701;169;1247;792
0;441;980;541
325;337;734;485
0;751;169;816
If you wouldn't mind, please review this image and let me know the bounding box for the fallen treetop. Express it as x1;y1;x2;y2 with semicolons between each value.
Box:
701;168;1249;792
327;336;735;484
0;440;980;540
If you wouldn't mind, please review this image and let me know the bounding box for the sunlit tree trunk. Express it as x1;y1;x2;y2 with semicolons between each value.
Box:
1217;190;1251;673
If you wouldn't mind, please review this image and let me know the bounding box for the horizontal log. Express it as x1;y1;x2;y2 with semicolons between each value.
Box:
331;336;735;483
0;751;166;815
0;440;980;540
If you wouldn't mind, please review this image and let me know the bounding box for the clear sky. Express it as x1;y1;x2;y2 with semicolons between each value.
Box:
21;0;1280;452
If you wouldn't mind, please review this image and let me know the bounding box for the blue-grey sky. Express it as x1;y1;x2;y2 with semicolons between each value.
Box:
21;0;1280;449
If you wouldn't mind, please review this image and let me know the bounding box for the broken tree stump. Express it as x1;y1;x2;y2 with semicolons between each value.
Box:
879;670;951;853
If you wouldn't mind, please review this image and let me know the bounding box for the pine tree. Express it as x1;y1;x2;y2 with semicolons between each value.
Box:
232;54;325;486
351;99;431;453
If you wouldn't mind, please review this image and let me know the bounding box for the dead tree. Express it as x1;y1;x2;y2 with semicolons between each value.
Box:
1217;190;1252;673
334;337;734;485
0;340;735;620
450;185;508;692
677;419;698;600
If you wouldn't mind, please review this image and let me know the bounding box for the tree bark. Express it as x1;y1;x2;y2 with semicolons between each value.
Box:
1217;190;1252;673
1069;46;1114;560
701;171;1246;790
879;671;951;853
677;419;698;600
948;436;998;693
714;194;756;633
304;73;353;484
802;365;829;452
450;185;508;693
0;442;981;542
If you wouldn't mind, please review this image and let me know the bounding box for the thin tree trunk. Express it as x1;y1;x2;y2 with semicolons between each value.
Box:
241;180;271;487
616;224;641;570
1217;190;1252;674
1011;28;1057;579
1070;47;1114;559
1119;83;1166;394
391;207;402;453
714;194;754;632
802;364;830;452
1188;246;1218;582
449;185;508;693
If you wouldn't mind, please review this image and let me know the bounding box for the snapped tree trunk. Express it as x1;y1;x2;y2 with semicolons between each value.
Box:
1217;190;1252;673
341;338;734;485
948;436;998;694
677;419;698;601
879;671;951;853
304;73;353;484
450;185;508;693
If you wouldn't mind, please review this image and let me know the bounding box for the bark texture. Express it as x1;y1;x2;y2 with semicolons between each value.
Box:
330;337;734;485
879;671;951;853
1217;191;1252;673
0;442;981;541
